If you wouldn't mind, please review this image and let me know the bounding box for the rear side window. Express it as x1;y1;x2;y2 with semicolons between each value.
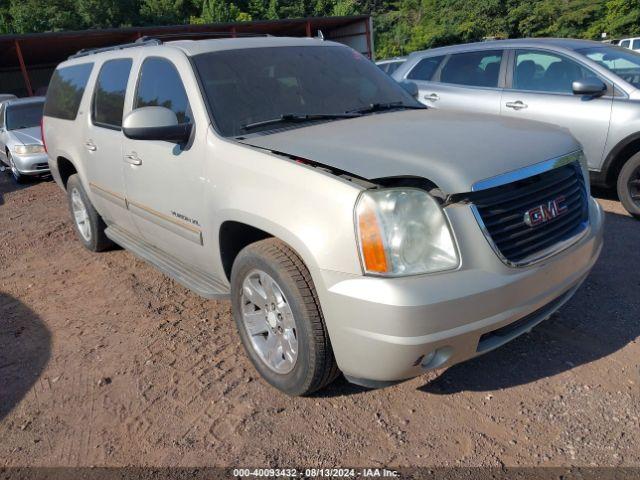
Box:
407;56;445;81
44;63;94;120
620;40;631;48
134;58;191;124
439;50;503;87
92;59;133;129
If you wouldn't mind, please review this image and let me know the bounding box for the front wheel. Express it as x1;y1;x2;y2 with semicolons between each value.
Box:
231;239;340;396
617;152;640;219
8;153;27;184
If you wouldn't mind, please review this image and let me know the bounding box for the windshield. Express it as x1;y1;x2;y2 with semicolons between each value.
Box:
578;46;640;89
6;102;44;130
193;46;421;137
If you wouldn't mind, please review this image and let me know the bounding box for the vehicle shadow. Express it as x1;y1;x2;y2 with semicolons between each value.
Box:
0;168;46;207
0;292;51;420
420;209;638;394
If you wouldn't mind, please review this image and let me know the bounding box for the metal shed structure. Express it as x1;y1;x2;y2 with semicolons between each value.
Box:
0;15;373;97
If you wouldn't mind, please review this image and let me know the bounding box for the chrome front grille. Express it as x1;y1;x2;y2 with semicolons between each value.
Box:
469;155;589;266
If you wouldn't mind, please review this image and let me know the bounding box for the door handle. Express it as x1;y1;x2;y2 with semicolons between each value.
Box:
124;153;142;166
85;141;97;152
505;100;528;110
424;93;440;102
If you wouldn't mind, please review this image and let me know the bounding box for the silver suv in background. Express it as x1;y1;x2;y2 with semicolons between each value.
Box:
393;38;640;218
0;96;48;183
44;37;603;395
376;57;406;75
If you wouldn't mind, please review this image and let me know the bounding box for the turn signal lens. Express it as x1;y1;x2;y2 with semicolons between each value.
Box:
357;198;389;273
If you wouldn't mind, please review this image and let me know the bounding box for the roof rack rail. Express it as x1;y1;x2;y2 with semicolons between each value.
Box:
138;31;272;42
69;37;161;59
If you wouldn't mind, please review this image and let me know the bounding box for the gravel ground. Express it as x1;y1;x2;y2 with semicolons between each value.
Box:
0;172;638;468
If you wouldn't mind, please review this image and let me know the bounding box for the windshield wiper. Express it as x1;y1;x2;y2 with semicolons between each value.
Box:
242;113;360;131
346;101;426;115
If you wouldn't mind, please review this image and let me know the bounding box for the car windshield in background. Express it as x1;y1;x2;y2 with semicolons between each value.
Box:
578;46;640;88
193;46;421;137
6;102;45;130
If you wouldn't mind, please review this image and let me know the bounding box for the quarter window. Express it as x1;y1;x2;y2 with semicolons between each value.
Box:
44;63;94;120
513;50;599;94
620;40;631;48
439;50;502;87
92;59;132;129
134;58;191;124
407;56;445;81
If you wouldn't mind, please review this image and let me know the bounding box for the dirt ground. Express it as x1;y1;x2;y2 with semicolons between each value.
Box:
0;170;638;469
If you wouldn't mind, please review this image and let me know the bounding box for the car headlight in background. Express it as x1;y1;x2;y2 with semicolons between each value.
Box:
355;188;459;276
14;144;45;155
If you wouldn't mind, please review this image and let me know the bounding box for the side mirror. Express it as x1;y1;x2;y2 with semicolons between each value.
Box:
123;106;192;143
572;78;607;97
400;80;419;98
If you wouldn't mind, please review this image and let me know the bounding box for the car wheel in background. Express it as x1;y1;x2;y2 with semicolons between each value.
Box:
7;153;27;184
66;174;114;252
617;152;640;219
231;238;340;396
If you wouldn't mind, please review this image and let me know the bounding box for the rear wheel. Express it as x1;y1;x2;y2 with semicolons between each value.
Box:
231;238;340;396
66;174;114;252
617;152;640;219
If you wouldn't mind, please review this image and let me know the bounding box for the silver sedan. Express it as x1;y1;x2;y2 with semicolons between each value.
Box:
0;96;49;184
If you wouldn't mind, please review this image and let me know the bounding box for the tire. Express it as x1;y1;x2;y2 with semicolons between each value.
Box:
7;153;27;184
231;238;340;396
66;174;114;252
617;152;640;219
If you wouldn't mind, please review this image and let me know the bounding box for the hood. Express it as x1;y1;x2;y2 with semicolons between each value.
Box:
238;109;580;194
10;127;42;146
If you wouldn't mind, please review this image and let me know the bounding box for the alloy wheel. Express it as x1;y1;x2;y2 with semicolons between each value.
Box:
629;165;640;208
240;269;298;374
71;188;92;242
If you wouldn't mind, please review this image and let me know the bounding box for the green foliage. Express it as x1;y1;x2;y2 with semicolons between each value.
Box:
2;0;640;59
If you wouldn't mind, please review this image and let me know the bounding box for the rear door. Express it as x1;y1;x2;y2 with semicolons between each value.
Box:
83;57;138;233
501;49;613;170
410;49;505;115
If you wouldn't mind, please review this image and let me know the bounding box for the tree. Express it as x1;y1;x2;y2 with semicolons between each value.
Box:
75;0;139;29
200;0;238;22
9;0;82;33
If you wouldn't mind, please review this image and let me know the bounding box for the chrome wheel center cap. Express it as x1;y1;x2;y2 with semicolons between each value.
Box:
267;311;278;329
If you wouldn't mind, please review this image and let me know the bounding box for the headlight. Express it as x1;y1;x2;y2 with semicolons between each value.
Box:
355;188;459;276
14;144;45;155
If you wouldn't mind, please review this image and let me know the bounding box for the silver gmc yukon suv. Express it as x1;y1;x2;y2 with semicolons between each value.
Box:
43;36;604;395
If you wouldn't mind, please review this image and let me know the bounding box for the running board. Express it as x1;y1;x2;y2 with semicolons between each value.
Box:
105;225;230;300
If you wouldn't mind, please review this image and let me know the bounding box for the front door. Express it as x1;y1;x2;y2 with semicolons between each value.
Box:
501;49;613;170
122;55;206;267
83;57;138;234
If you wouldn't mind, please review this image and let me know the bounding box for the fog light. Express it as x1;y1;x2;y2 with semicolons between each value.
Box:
420;346;453;369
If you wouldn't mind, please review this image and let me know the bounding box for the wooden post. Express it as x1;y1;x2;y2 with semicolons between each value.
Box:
306;20;312;37
231;26;237;38
15;40;33;97
364;18;372;59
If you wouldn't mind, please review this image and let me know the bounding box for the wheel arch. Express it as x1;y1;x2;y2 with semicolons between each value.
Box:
56;156;79;190
217;213;325;286
601;133;640;187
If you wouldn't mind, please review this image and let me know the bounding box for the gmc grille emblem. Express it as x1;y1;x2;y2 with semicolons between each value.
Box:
523;196;568;227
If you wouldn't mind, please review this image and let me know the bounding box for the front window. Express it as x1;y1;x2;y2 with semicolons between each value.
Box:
513;50;599;94
6;102;44;130
578;45;640;89
193;46;420;137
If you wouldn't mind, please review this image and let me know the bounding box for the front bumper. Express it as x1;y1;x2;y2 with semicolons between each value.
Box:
11;151;50;175
317;197;604;385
